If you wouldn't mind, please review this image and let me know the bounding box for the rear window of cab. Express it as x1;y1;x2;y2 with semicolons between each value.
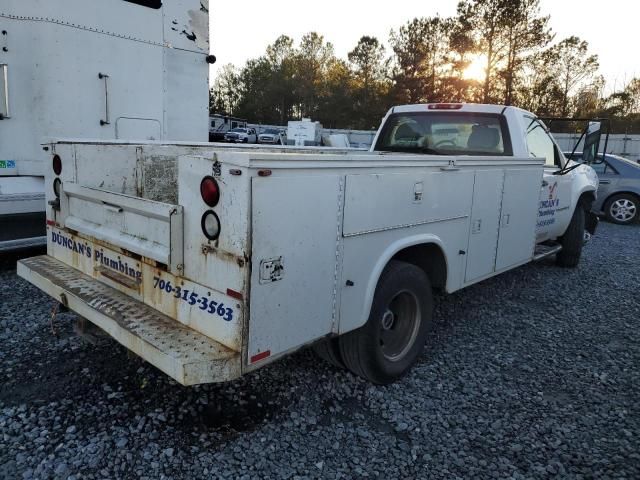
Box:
374;112;513;156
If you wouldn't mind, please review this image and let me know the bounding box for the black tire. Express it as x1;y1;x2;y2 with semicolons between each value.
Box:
556;206;585;268
604;193;639;225
338;260;432;385
312;337;346;369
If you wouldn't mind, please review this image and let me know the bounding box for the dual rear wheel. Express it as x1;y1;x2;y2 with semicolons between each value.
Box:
313;260;432;385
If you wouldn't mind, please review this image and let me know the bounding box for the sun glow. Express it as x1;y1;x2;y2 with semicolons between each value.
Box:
463;54;488;81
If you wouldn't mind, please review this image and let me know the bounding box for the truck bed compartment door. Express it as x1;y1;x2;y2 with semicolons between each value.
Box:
495;169;542;270
248;175;341;365
465;170;504;283
343;171;474;236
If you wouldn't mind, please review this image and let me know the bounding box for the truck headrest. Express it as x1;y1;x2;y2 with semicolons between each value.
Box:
467;125;500;151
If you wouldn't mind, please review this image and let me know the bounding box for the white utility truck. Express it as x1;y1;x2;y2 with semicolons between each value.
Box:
18;103;600;386
0;0;211;251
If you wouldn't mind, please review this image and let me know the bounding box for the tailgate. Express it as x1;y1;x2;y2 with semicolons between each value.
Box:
59;182;183;274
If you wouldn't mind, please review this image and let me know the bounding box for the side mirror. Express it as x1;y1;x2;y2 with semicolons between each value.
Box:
582;121;603;165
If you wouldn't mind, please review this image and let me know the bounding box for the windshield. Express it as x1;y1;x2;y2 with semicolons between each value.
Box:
374;112;512;156
263;129;280;134
230;128;246;133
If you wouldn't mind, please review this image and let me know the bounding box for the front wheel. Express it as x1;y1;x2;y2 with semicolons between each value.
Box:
556;206;585;268
604;193;638;225
338;260;432;385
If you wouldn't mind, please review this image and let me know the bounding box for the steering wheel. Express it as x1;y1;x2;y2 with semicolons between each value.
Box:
434;140;457;148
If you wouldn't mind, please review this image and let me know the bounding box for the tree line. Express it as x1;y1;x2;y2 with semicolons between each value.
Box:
210;0;640;132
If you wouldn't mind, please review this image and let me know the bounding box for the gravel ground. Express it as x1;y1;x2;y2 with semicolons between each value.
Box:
1;221;639;480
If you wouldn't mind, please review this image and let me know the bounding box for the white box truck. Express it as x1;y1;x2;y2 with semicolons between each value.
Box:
287;118;323;146
0;0;211;251
18;103;600;386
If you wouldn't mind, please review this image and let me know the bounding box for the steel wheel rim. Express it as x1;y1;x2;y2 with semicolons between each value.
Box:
611;199;636;222
379;290;421;362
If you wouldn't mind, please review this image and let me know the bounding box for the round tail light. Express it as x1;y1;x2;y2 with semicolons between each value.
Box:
52;155;62;176
53;178;62;198
200;176;220;207
201;211;221;241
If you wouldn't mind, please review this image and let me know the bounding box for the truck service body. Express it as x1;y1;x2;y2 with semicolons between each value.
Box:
18;104;599;385
0;0;210;251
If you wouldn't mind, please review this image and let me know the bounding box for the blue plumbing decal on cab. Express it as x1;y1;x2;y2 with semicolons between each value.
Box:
537;181;560;228
51;230;142;281
151;276;234;322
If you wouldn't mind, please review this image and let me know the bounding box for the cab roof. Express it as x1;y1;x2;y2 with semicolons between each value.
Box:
389;103;534;117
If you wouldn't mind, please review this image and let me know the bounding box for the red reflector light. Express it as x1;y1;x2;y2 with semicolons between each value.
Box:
250;350;271;363
52;155;62;175
46;219;56;227
428;103;463;110
258;169;272;177
200;176;220;207
226;288;243;300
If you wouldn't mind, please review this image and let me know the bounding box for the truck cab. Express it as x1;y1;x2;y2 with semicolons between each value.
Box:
371;103;599;258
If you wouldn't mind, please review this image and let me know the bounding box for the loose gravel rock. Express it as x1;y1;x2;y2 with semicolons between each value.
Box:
1;222;639;479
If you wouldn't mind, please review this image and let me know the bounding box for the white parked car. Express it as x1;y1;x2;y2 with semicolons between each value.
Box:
224;127;257;143
258;128;286;145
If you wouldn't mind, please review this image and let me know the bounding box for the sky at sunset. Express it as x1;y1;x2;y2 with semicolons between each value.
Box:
209;0;639;92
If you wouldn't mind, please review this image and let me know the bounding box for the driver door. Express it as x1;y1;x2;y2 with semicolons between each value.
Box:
524;117;573;243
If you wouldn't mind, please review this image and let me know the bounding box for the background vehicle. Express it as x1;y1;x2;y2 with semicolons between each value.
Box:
225;127;257;143
287;119;323;146
209;115;248;142
18;104;598;388
258;128;286;145
0;0;210;252
565;152;640;224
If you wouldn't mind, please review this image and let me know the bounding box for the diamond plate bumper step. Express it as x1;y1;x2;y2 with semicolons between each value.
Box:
17;256;241;386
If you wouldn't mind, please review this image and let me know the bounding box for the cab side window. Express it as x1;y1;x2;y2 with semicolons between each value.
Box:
526;118;556;167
